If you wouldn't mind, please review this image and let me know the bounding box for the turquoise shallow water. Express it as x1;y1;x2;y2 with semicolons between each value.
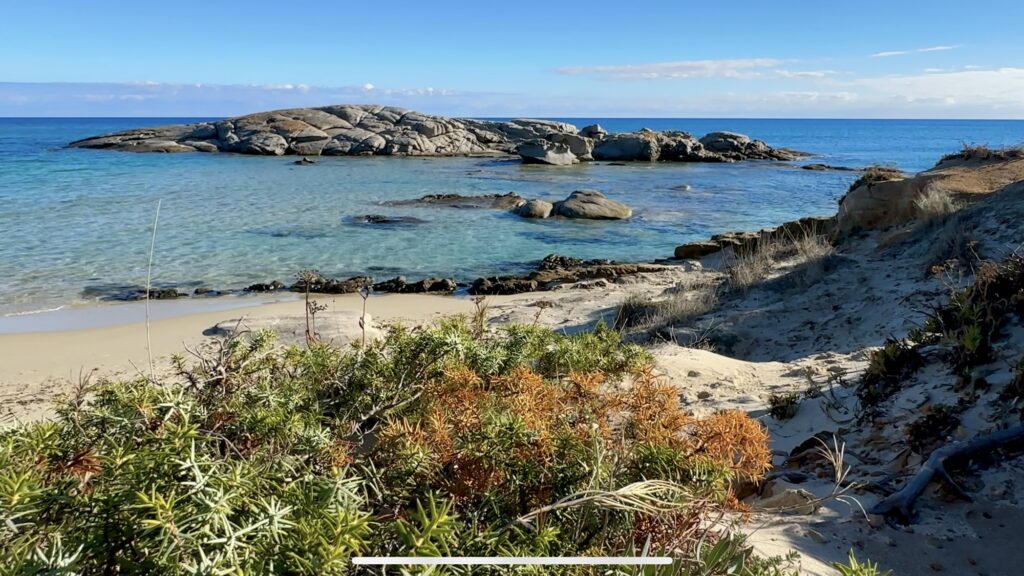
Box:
0;117;1022;315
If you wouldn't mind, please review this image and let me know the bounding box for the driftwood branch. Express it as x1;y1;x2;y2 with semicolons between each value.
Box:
870;424;1024;523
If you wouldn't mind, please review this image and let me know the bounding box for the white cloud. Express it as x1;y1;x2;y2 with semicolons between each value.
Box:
852;67;1024;106
871;44;961;57
554;58;785;80
918;45;960;52
774;69;836;78
871;50;909;58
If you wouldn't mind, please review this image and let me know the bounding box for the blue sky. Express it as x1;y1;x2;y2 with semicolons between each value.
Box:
2;0;1023;117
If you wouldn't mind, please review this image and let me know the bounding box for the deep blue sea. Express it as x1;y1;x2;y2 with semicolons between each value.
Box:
1;117;1022;315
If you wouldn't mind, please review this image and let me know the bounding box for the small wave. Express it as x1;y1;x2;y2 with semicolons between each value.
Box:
3;305;66;317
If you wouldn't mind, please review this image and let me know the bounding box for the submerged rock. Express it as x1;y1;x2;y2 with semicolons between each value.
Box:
385;192;524;210
353;214;427;225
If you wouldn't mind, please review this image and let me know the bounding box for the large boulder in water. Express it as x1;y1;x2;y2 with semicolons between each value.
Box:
553;190;632;220
512;199;555;218
517;139;577;165
592;132;661;161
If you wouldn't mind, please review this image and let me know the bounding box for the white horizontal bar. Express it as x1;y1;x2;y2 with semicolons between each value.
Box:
352;557;672;566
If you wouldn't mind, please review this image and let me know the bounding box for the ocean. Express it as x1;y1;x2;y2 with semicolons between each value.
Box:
1;117;1022;316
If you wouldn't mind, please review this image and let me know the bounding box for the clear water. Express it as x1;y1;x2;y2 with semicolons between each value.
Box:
1;117;1022;315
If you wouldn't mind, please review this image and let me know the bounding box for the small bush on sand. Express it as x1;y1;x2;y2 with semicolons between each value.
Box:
905;404;960;455
833;549;892;576
847;166;904;192
857;338;923;417
0;319;783;573
923;253;1024;374
768;392;801;420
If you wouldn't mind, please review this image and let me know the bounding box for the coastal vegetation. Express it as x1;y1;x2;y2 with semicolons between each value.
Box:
0;319;797;574
939;143;1024;164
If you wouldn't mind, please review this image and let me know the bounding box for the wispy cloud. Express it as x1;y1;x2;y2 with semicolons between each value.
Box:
554;58;785;80
871;44;961;58
774;69;836;79
0;82;473;116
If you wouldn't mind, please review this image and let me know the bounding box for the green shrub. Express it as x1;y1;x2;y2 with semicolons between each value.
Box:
833;550;892;576
923;254;1024;374
0;319;781;574
767;392;801;420
857;338;923;417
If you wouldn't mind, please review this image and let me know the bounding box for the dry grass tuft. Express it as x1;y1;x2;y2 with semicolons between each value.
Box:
923;213;976;271
615;277;720;332
939;143;1024;164
726;230;834;292
914;185;961;224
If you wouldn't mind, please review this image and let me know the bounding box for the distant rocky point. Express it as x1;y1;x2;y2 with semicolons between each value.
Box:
69;104;804;163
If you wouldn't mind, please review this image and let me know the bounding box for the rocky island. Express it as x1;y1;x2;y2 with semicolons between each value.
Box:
69;104;803;164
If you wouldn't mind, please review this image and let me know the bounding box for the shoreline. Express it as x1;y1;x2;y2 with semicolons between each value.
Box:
0;291;489;419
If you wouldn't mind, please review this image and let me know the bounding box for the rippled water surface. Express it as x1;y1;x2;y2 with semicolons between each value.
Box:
1;117;1022;315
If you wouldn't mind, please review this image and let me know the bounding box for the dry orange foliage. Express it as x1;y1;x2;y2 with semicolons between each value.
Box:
376;362;771;505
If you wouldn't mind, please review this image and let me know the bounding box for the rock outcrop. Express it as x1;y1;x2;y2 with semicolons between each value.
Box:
469;254;670;295
510;191;631;220
592;132;662;161
517;139;577;166
70;105;575;157
70;104;802;164
836;156;1024;232
673;216;836;260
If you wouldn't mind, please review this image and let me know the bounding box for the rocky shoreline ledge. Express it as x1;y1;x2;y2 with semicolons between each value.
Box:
79;212;837;304
69;104;804;164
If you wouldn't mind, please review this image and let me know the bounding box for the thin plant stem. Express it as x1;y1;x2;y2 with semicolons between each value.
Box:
145;199;162;382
